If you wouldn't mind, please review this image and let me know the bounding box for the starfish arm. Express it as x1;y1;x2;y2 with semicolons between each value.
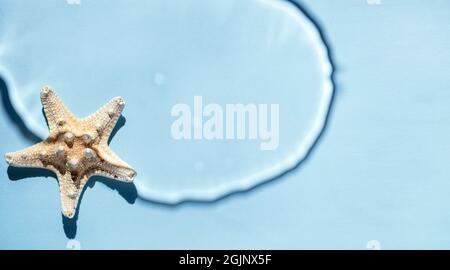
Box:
57;171;90;218
94;145;136;182
84;96;125;144
40;85;77;136
5;142;49;168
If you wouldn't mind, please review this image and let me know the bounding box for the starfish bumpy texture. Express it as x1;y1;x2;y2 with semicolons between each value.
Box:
5;86;136;218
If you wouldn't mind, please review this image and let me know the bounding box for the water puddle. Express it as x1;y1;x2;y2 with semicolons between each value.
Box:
0;0;334;203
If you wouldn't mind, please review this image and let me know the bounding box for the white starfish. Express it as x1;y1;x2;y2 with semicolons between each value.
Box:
5;85;136;218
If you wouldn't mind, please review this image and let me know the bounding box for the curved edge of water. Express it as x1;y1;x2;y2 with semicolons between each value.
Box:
0;65;45;143
0;65;48;140
1;0;337;206
135;0;337;205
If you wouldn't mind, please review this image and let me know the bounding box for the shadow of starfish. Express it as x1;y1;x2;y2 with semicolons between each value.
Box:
6;165;137;239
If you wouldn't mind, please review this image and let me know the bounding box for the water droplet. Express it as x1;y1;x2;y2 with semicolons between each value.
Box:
154;72;165;86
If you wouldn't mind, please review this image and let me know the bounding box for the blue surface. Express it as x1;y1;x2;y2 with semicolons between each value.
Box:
1;0;450;249
0;0;334;204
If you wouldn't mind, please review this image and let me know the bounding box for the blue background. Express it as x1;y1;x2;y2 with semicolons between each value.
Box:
1;0;450;249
